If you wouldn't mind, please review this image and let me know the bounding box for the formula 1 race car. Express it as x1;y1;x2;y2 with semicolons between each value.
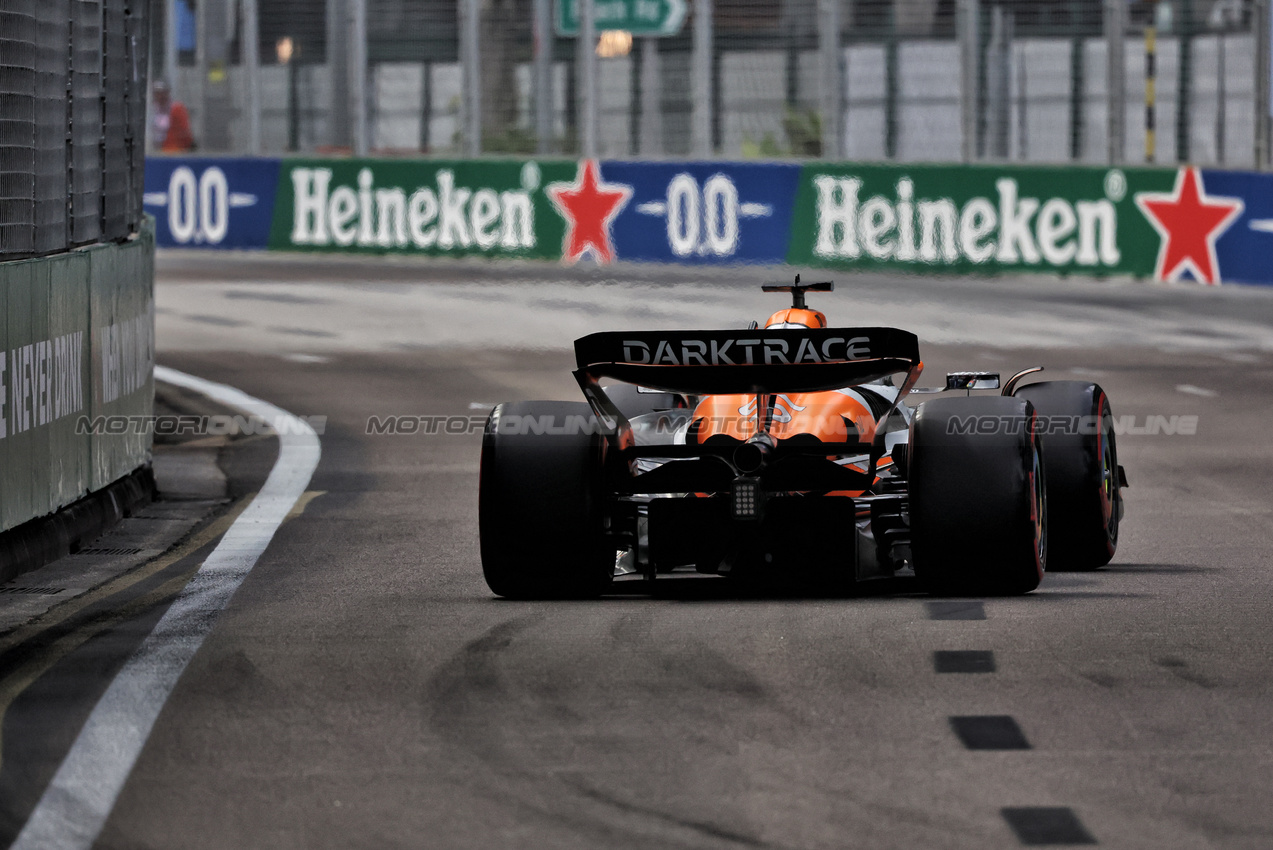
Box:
479;277;1126;598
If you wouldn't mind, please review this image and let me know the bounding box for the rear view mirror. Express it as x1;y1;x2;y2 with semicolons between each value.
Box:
946;371;1001;391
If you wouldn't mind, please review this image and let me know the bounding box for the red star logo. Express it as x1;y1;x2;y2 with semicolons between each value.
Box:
547;160;632;264
1135;167;1243;285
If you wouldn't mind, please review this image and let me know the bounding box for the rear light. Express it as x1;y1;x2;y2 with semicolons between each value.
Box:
732;477;762;520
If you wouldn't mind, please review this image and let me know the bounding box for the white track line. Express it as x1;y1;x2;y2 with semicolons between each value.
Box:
12;366;321;850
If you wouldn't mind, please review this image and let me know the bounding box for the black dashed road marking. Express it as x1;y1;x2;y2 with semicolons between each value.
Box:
926;600;986;620
1001;807;1097;845
934;650;996;673
949;715;1031;750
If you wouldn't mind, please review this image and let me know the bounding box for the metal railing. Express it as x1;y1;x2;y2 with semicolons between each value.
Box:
151;0;1270;167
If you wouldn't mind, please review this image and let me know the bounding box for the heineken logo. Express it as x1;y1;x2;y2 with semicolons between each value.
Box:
812;175;1121;268
287;165;538;252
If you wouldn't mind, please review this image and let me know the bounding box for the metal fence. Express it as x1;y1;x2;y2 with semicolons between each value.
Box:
154;0;1271;167
0;0;150;261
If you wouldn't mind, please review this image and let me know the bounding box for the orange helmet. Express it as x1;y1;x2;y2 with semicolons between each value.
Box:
764;307;827;329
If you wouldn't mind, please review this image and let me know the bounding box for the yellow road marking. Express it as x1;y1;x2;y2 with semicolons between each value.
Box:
285;489;326;522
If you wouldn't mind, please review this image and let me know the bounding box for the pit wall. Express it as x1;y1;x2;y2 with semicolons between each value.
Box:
144;157;1273;286
0;223;155;533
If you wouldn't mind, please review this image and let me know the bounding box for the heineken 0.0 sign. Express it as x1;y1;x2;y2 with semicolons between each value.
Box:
555;0;688;36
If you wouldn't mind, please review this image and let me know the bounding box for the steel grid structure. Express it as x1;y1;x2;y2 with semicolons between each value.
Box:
143;0;1269;167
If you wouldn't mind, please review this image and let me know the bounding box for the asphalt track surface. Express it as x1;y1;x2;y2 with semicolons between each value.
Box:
5;253;1273;849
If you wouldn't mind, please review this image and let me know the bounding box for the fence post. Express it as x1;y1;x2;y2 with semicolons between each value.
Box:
326;0;347;148
579;0;598;158
1068;34;1083;161
818;0;842;160
1145;25;1156;163
534;0;553;154
349;0;368;155
885;3;899;159
958;0;979;162
242;0;261;154
459;0;481;156
1176;0;1194;162
1105;0;1125;164
1257;0;1272;169
986;5;1010;159
193;0;207;146
163;0;178;97
691;0;713;157
640;38;662;156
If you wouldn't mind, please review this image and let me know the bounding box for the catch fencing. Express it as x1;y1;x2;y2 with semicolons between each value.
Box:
155;0;1272;168
0;0;149;261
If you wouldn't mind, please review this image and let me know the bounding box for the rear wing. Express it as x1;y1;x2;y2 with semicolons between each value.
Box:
574;327;920;396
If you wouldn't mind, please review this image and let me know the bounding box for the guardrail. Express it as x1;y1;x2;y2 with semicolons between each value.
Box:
144;156;1273;286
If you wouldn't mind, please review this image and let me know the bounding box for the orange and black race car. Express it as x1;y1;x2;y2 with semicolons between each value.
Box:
479;277;1126;598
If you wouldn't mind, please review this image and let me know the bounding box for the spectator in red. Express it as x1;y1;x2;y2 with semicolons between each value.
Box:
152;81;194;152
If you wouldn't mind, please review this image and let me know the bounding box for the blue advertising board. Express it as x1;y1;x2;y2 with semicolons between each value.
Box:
143;158;280;250
599;161;801;265
1201;170;1273;287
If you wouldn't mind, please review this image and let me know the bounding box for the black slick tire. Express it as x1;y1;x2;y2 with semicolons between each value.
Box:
1013;381;1121;570
479;401;614;598
908;395;1047;596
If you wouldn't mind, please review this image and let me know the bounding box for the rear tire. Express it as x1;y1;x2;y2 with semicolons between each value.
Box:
479;401;614;598
908;396;1046;596
1013;381;1120;570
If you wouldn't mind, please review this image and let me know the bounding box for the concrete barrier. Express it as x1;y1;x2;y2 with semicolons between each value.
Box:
0;222;154;535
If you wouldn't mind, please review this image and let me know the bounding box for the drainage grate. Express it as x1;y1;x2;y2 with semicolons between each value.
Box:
0;587;65;596
75;547;144;556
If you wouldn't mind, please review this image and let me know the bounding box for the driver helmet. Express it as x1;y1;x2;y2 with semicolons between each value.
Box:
764;307;827;330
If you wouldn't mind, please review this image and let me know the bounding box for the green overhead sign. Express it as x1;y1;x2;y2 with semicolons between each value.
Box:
555;0;688;36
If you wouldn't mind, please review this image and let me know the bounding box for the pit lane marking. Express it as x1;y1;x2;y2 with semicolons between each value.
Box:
926;600;987;620
949;715;1032;750
12;367;321;850
933;650;996;673
1001;807;1097;845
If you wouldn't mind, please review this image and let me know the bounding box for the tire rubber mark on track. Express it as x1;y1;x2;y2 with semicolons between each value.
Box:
1001;807;1097;845
11;366;321;850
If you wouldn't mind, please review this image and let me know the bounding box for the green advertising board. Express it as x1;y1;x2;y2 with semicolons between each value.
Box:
268;159;579;260
1;224;154;533
787;163;1178;277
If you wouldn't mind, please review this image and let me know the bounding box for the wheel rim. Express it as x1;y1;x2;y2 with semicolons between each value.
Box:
1031;438;1047;572
1100;420;1118;537
1096;399;1119;544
